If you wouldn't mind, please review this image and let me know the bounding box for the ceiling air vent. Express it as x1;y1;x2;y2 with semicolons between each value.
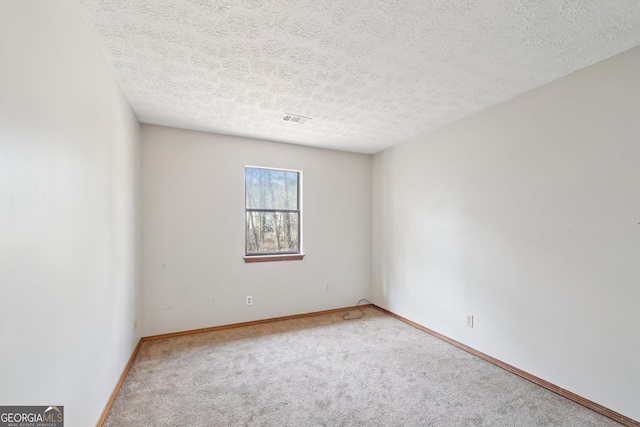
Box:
281;113;311;125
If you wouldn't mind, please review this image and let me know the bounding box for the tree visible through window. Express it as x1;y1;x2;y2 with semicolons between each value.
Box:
245;167;301;256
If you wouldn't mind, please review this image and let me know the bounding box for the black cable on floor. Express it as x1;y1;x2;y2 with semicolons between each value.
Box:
342;298;371;320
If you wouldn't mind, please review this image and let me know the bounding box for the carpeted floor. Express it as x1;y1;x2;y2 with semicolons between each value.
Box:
104;307;621;426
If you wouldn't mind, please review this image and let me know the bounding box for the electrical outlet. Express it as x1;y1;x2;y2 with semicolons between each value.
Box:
134;319;138;331
246;296;252;306
466;314;474;328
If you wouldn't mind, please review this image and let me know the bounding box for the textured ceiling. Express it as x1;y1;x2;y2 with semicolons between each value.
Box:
75;0;640;154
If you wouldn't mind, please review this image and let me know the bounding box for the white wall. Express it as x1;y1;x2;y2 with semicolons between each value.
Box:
0;1;142;426
372;46;640;420
142;125;371;336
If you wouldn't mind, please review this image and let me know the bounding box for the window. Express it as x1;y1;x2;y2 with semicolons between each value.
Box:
244;166;303;262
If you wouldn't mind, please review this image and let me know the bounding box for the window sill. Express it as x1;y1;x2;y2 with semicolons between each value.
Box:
244;254;305;263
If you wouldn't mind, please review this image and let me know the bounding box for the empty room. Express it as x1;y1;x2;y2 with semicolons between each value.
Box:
1;0;639;426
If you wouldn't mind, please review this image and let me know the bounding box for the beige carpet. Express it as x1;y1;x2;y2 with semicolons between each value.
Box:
104;308;621;426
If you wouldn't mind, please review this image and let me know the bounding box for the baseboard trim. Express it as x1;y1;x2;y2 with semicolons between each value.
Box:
142;305;372;342
372;304;639;427
95;338;142;427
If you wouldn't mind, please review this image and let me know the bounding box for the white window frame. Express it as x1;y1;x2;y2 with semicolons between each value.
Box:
244;166;304;263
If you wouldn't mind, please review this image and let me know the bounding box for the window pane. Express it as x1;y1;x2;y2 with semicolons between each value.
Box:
246;168;298;210
246;211;299;254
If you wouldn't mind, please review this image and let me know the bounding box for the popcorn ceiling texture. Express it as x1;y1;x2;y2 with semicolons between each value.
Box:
74;0;640;153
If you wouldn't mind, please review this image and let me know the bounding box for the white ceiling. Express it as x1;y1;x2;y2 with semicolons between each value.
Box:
75;0;640;154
